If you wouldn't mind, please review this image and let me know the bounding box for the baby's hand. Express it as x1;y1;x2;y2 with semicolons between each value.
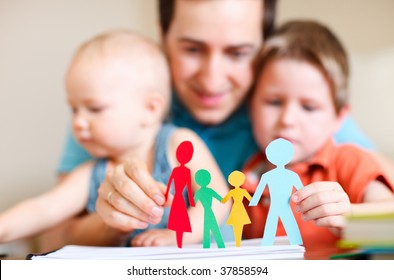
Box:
292;181;351;234
131;229;176;247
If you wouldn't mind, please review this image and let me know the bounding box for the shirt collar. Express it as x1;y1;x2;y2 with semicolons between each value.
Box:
169;91;251;134
291;139;335;175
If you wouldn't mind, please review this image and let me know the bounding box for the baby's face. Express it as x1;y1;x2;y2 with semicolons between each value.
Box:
251;58;343;164
66;56;146;158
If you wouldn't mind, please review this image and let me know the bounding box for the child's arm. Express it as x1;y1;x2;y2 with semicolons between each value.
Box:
132;128;231;247
350;180;394;215
0;162;92;243
291;180;394;235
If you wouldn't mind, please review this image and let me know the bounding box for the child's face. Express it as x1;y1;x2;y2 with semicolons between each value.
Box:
251;59;343;164
66;56;147;159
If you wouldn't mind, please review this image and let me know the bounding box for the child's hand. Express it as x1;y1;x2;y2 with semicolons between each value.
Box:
291;181;351;234
131;229;176;247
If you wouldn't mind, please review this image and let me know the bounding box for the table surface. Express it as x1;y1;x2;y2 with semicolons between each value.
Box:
303;243;354;260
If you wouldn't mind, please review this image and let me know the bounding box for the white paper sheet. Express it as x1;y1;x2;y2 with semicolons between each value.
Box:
30;237;304;260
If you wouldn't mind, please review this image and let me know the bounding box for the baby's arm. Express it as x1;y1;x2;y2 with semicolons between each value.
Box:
131;229;175;247
132;128;230;247
0;162;92;243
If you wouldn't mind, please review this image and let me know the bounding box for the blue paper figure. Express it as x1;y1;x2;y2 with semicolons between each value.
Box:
194;169;225;249
249;138;303;246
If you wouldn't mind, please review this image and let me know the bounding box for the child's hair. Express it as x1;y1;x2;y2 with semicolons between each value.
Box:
68;29;171;118
255;20;349;113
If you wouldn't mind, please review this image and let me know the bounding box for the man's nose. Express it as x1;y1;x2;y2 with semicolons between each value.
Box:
197;53;227;94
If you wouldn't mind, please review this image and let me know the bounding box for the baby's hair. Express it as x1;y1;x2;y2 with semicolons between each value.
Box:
70;29;171;115
255;20;349;113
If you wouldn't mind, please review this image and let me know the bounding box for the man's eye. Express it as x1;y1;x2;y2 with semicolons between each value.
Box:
89;107;104;113
229;50;249;59
184;46;201;54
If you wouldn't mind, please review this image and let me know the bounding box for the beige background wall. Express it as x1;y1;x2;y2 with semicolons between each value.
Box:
277;0;394;160
1;0;393;214
0;0;158;213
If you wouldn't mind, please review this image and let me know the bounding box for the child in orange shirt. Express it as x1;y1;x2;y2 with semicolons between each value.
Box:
243;20;394;246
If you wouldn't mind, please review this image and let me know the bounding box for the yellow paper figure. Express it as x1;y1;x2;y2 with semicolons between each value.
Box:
221;170;252;247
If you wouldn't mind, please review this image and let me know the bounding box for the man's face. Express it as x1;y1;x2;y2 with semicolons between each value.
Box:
164;0;263;125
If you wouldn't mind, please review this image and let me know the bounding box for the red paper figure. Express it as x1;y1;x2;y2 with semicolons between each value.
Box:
165;141;195;248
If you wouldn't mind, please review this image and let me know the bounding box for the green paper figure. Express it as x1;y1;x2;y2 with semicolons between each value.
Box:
222;170;252;247
194;169;225;249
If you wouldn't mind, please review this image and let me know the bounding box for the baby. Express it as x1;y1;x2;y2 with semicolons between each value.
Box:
0;30;229;247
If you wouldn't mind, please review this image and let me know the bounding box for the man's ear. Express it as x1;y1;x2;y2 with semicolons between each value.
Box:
142;91;165;126
334;104;350;132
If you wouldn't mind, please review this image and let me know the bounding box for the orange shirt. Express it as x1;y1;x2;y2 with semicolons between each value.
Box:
242;140;394;246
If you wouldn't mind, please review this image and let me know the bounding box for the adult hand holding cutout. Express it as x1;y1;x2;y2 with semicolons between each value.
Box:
96;158;173;232
292;181;351;235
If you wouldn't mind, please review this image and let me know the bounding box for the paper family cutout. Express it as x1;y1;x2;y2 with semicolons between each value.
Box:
194;169;225;248
166;138;303;248
222;170;252;247
165;140;195;248
249;138;303;245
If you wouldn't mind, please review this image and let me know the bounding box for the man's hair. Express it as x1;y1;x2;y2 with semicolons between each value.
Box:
255;20;349;113
158;0;277;40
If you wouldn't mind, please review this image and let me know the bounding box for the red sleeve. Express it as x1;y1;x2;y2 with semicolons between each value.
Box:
335;145;394;203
